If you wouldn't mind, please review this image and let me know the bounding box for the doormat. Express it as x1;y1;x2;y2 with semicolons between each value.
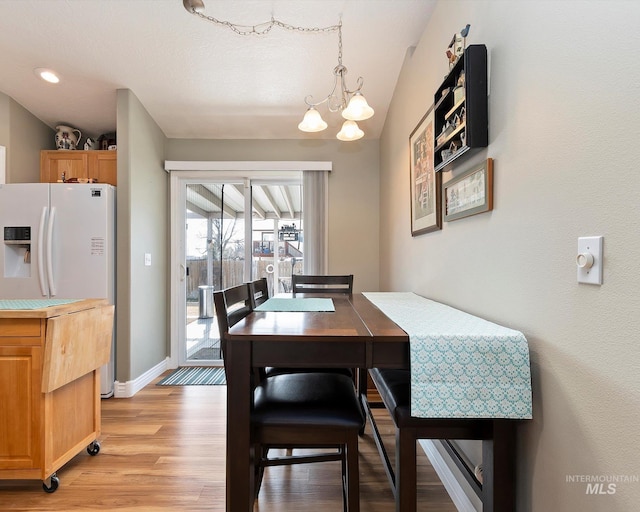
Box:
157;367;226;386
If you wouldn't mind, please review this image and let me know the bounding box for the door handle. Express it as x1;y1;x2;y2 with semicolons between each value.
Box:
46;206;56;296
37;207;48;296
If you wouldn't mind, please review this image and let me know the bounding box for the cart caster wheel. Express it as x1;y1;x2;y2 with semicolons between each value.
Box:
43;474;59;493
87;441;101;456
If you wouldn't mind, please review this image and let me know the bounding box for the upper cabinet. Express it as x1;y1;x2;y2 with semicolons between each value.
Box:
433;44;488;172
40;150;117;186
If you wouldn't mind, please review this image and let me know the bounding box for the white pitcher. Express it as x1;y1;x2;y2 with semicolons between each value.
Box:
55;125;82;150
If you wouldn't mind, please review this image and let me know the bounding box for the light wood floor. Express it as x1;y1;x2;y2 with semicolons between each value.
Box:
0;375;457;511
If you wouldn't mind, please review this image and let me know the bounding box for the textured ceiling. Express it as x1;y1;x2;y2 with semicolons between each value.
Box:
0;0;435;141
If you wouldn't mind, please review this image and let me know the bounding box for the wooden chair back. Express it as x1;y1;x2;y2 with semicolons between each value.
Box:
213;283;253;359
291;274;354;297
249;277;269;308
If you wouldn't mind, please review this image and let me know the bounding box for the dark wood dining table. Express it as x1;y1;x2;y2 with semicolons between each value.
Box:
223;293;408;512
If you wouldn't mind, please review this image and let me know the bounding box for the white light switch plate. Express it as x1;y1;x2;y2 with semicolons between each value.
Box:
577;236;603;285
144;253;152;266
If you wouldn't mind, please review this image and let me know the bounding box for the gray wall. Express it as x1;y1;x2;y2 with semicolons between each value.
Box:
0;93;8;158
166;138;381;293
0;91;53;183
380;1;640;510
116;89;168;382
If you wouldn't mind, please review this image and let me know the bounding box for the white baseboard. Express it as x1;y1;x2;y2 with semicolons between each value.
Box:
420;440;480;512
113;358;172;398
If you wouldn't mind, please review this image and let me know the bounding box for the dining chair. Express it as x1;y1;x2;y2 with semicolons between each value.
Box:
249;277;269;308
214;283;364;511
249;277;354;380
291;274;354;297
289;274;361;394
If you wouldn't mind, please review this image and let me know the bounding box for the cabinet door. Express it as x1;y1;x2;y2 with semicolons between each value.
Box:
89;151;117;186
0;344;43;470
40;151;89;183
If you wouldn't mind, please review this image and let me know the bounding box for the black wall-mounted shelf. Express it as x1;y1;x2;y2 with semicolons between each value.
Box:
433;44;488;172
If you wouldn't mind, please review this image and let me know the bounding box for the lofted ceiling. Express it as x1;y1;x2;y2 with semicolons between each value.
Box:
0;0;435;141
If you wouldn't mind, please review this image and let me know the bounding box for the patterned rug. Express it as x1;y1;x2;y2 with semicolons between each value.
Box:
157;366;226;386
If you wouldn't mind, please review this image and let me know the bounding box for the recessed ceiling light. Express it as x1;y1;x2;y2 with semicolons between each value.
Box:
34;68;60;84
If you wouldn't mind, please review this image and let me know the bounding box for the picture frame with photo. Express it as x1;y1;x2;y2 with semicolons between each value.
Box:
443;158;493;221
409;105;441;236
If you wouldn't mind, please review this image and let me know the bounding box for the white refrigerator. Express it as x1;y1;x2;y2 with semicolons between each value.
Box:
0;183;116;398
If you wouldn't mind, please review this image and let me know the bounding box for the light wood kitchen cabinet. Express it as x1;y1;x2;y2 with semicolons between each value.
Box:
40;150;117;186
0;299;114;492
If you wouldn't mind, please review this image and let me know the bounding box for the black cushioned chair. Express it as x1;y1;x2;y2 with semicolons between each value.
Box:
214;283;364;511
367;368;517;512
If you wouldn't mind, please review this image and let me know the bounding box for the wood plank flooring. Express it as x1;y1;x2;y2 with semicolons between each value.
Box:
0;375;457;511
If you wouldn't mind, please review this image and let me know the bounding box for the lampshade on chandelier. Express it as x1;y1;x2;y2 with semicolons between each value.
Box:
183;0;373;141
298;23;374;141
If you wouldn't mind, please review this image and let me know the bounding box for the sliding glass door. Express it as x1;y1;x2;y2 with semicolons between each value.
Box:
184;183;247;362
250;180;304;297
174;175;303;366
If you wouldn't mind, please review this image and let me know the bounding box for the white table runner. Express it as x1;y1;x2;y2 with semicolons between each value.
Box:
363;292;533;419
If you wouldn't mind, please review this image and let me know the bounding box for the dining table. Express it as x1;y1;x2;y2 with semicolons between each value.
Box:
224;293;407;511
223;292;531;512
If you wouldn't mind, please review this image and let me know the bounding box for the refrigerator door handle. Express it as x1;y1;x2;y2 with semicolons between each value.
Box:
37;206;49;296
46;206;57;296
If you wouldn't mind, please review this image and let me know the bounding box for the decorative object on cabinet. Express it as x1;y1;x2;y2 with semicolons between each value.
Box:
445;24;470;70
54;125;82;150
83;137;94;150
436;120;454;146
97;133;116;151
40;150;117;186
443;158;493;221
434;44;488;172
410;105;441;236
453;85;465;104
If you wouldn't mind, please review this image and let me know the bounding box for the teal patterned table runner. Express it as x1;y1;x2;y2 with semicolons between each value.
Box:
255;297;335;312
363;292;532;419
0;299;82;310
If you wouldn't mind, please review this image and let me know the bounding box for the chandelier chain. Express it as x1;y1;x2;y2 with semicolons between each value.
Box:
184;1;372;139
192;9;341;37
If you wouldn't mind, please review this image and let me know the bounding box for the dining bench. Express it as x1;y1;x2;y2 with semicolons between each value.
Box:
360;292;533;512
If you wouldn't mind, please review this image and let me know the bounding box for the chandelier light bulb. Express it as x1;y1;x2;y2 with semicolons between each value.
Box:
298;107;328;133
342;92;374;121
336;120;364;141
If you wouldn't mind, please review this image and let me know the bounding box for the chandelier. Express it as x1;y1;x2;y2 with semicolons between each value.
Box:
297;22;374;141
183;0;373;141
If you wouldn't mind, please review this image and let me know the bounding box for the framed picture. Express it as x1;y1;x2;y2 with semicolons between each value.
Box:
410;105;441;236
443;158;494;221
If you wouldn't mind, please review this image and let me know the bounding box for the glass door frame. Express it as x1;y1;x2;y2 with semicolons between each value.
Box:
168;164;327;368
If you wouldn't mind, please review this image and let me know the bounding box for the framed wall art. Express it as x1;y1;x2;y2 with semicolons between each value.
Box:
410;105;441;236
443;158;493;221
